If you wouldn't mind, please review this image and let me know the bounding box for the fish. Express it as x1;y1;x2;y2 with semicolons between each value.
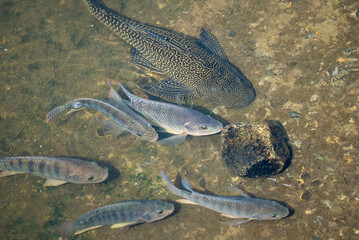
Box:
0;156;108;186
46;95;158;142
60;199;174;239
114;83;223;144
160;170;289;226
82;0;256;108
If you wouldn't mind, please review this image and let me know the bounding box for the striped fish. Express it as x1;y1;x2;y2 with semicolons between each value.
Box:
115;83;223;144
60;200;174;239
0;156;108;186
82;0;256;108
46;94;158;142
161;170;289;226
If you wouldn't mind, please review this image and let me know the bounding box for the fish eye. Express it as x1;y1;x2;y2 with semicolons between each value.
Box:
87;175;94;181
200;125;208;130
73;102;81;109
271;213;277;218
137;132;143;137
156;209;164;215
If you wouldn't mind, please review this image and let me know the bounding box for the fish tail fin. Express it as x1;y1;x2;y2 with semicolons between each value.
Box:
160;170;183;196
108;80;123;102
181;177;194;192
118;83;134;101
60;222;76;240
45;105;67;123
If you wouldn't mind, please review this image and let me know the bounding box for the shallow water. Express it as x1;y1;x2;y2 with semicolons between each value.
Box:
0;0;358;239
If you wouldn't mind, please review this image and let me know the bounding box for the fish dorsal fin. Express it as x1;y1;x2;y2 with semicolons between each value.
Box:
44;178;67;187
181;177;194;192
199;28;229;61
142;79;199;101
110;221;139;228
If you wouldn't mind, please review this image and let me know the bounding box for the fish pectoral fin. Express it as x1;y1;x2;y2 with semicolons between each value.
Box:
142;79;199;101
176;199;198;205
96;119;127;137
44;178;67;187
220;219;253;226
66;108;82;115
199;28;229;61
130;47;164;73
156;134;187;145
229;187;251;198
220;213;239;219
0;171;24;177
110;221;139;228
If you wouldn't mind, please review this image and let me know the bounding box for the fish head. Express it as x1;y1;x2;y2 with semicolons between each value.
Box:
70;162;109;184
203;64;256;108
183;117;223;136
141;200;174;223
67;100;85;110
135;123;159;142
251;200;289;220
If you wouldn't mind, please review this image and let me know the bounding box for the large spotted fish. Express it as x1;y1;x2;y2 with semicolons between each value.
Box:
0;156;108;186
82;0;256;108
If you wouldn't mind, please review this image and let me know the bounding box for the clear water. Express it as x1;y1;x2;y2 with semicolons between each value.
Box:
0;0;358;239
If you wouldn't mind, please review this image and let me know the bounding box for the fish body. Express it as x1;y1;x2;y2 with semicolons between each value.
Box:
46;97;158;142
161;171;289;225
60;200;174;239
82;0;256;108
0;156;108;186
117;83;223;137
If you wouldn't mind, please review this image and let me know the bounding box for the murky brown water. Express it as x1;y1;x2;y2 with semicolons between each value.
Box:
1;0;358;239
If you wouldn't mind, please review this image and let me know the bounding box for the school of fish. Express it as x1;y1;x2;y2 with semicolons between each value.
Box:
0;0;293;239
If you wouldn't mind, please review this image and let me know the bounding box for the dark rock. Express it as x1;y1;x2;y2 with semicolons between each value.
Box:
221;121;292;178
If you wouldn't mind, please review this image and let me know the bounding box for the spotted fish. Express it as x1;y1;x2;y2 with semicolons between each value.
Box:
46;95;158;142
0;156;108;186
161;170;289;226
114;83;223;144
82;0;256;108
60;200;174;239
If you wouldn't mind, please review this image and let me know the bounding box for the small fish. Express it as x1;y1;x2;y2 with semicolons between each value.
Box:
0;156;108;186
46;96;158;142
60;199;174;239
82;0;256;108
161;170;289;226
113;83;223;144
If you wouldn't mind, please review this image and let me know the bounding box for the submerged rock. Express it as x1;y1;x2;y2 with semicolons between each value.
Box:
221;121;292;178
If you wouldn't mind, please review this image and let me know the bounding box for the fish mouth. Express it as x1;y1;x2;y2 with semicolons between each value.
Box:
150;134;159;142
97;168;109;183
